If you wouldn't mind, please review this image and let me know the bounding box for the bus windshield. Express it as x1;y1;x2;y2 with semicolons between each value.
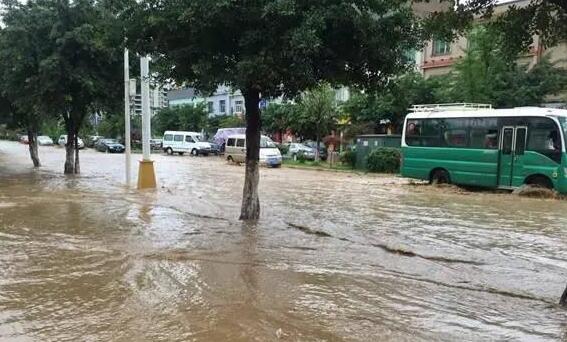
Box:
560;117;567;147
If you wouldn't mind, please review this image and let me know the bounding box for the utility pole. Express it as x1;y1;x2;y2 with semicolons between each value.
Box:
124;48;132;187
137;55;156;189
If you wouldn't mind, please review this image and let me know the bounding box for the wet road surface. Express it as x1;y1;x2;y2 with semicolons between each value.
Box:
1;141;567;341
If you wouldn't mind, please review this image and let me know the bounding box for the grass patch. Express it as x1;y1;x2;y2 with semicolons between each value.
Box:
283;159;354;172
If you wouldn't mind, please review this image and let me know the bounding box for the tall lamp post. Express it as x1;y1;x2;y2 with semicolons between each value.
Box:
137;56;156;189
124;48;132;186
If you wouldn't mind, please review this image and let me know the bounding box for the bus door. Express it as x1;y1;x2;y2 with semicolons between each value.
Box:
498;126;527;187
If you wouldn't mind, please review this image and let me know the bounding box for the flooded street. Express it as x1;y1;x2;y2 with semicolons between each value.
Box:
1;141;567;341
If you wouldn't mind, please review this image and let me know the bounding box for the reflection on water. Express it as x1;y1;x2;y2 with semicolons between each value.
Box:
1;141;567;341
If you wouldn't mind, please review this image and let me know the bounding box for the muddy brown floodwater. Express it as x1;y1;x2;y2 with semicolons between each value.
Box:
1;141;567;341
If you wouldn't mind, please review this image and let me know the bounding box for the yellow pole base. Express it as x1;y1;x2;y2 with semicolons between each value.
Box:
137;160;156;189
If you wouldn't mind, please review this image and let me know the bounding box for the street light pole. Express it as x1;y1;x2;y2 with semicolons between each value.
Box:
124;48;132;186
137;55;156;189
141;56;151;161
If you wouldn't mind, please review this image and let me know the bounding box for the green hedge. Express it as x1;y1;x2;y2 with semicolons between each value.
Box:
339;150;356;169
366;148;401;173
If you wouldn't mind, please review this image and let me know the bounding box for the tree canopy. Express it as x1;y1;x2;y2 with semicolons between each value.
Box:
443;25;567;107
342;72;438;133
153;104;208;136
421;0;567;54
127;0;423;98
0;0;124;172
292;84;338;147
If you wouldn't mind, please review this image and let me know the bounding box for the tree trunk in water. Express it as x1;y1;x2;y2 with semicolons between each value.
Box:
74;135;80;174
27;129;41;167
239;88;261;221
315;134;321;162
560;284;567;306
64;130;76;174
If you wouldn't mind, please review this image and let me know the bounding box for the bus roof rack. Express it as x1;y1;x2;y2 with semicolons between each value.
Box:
410;103;493;112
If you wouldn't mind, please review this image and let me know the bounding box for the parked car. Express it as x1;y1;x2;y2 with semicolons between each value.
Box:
150;139;163;150
208;140;222;155
303;141;328;161
58;135;85;149
162;131;212;156
37;136;54;146
86;135;104;148
94;138;125;153
287;143;316;160
225;134;282;167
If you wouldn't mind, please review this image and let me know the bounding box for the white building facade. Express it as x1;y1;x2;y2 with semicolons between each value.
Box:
167;85;351;117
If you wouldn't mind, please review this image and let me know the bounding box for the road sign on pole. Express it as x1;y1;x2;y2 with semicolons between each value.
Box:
137;55;156;189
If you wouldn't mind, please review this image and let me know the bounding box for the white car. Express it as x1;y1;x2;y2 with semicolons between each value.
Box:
162;131;212;156
37;136;54;146
225;134;282;167
58;135;85;149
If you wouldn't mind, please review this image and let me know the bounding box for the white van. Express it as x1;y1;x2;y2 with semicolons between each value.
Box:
57;135;85;149
225;134;282;167
162;131;212;156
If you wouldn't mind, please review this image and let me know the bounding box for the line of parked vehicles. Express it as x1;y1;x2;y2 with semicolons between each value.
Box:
17;129;325;168
160;130;282;167
160;129;326;167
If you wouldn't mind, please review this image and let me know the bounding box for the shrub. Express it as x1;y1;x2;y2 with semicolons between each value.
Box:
339;150;356;168
297;150;307;163
366;148;401;173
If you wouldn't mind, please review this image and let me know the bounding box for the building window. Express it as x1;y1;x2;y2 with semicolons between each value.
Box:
235;100;243;113
207;101;214;113
432;39;451;56
219;100;226;113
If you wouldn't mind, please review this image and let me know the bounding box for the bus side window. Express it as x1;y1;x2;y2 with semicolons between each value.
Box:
515;128;527;155
236;139;245;147
405;120;422;146
502;128;513;155
227;138;235;147
469;118;498;149
443;118;469;147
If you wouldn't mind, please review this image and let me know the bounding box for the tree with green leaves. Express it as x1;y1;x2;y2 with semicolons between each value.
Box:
292;85;337;160
420;0;567;56
0;4;54;167
219;115;246;130
445;25;567;107
0;0;123;174
128;0;422;220
342;72;438;134
153;104;208;136
262;103;297;143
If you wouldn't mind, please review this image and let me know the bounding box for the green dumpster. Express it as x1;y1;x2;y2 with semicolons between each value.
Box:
355;135;401;170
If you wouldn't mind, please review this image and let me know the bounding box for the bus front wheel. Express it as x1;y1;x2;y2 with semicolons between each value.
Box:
526;175;553;189
431;169;451;185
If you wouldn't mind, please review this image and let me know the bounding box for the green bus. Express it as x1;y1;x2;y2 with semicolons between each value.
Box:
401;105;567;193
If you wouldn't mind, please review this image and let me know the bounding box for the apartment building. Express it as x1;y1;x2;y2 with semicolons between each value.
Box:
415;0;567;78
